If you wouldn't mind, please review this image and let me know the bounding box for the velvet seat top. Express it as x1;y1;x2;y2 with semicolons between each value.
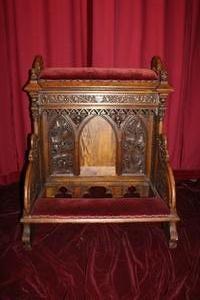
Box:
40;67;158;81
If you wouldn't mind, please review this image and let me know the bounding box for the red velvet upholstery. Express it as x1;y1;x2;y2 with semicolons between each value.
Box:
32;197;170;217
40;67;158;81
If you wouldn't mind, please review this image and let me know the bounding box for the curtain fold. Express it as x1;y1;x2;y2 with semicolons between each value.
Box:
0;0;200;184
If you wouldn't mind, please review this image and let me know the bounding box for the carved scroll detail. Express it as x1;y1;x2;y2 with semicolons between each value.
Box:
48;114;75;174
122;116;146;174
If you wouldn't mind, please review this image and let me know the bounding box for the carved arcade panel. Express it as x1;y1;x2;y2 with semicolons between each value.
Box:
46;109;149;176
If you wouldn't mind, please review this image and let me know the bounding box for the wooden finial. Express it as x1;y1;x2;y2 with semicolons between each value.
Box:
151;56;168;82
30;55;44;80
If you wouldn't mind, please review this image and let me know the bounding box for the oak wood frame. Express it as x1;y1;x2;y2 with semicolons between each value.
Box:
21;56;179;249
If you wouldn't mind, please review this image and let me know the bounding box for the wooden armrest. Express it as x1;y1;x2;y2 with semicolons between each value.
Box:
154;134;176;210
24;134;42;214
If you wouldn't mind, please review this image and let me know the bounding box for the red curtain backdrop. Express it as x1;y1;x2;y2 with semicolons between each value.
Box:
0;0;200;184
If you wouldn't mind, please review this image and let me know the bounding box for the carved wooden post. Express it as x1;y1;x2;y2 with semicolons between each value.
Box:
151;56;178;248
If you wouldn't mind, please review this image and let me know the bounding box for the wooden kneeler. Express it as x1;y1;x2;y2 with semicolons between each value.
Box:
21;56;179;249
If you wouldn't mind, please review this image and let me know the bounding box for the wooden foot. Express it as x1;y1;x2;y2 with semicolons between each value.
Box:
169;222;178;249
22;223;32;250
162;222;178;248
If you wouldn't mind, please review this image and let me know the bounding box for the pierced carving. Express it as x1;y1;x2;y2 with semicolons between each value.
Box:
39;93;158;104
102;94;158;104
48;115;75;174
122;116;146;174
46;110;151;176
83;186;113;198
54;187;72;198
39;94;96;104
46;108;155;128
123;186;140;198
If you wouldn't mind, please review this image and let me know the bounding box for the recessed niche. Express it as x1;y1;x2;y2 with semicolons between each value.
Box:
80;117;116;176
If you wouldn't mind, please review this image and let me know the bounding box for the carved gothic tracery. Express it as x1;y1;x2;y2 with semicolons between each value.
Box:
47;110;149;175
46;108;155;128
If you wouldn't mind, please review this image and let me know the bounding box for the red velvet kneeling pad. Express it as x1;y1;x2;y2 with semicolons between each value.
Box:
40;67;158;81
32;197;170;218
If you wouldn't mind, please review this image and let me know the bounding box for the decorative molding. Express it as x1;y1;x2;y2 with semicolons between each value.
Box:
102;94;158;104
39;93;159;105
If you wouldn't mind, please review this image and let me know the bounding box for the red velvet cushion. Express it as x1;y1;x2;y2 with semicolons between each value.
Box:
32;197;169;218
40;67;158;81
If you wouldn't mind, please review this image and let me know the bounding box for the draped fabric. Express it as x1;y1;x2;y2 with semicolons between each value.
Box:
0;0;200;184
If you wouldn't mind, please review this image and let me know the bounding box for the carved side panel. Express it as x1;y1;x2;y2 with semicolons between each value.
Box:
30;135;41;203
48;114;75;174
122;116;146;174
154;135;169;202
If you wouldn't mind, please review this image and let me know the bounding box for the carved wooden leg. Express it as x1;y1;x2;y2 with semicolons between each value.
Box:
169;222;178;249
162;221;178;248
22;223;31;250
